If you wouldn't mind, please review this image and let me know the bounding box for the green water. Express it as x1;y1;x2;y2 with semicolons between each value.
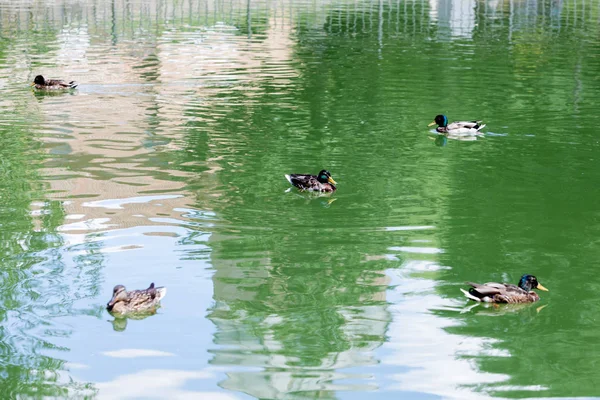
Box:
1;0;600;398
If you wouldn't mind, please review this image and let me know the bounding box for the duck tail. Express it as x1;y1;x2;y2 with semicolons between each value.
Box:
155;286;167;300
476;123;486;131
460;288;482;302
69;81;78;89
284;174;292;184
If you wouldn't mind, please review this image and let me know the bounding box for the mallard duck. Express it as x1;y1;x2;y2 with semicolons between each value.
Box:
106;283;167;314
461;274;548;303
428;114;485;135
31;75;77;90
285;169;337;192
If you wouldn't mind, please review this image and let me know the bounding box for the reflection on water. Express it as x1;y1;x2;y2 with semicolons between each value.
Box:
208;236;391;398
459;302;549;316
383;262;508;400
95;368;240;400
109;312;159;332
0;0;599;398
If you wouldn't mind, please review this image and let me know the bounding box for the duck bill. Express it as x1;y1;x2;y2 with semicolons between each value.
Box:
327;177;337;185
428;121;436;127
106;298;117;310
30;83;35;87
536;283;549;292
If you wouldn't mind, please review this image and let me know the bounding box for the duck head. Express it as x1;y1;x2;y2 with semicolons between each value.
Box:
428;115;448;128
518;274;549;292
107;285;127;311
316;170;337;185
33;75;45;85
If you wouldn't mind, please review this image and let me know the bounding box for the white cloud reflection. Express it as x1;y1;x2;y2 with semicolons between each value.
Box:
381;260;508;399
83;195;183;210
95;369;240;400
102;349;175;358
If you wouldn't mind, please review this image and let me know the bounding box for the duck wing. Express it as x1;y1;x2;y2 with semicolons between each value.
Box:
466;281;505;297
499;283;530;297
125;287;159;309
45;79;78;88
285;174;320;190
474;282;535;303
447;120;484;130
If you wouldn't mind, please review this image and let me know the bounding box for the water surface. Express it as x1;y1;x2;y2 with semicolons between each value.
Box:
1;0;599;398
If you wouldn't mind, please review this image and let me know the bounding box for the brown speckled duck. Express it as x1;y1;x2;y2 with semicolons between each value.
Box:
461;274;548;303
32;75;77;90
107;283;167;314
285;169;337;192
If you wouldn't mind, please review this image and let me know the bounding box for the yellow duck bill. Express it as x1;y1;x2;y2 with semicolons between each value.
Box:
536;283;549;291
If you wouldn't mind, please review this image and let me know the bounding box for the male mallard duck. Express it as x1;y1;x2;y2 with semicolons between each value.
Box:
285;169;337;192
106;283;167;314
32;75;77;90
428;114;485;135
461;274;548;303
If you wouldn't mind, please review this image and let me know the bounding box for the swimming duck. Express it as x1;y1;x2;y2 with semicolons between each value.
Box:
461;274;548;303
428;114;485;135
285;170;337;192
106;283;167;314
32;75;78;90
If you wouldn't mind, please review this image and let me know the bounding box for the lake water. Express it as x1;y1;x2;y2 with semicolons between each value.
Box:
1;0;600;398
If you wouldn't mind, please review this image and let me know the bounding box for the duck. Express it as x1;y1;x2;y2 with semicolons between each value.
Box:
285;169;337;192
106;283;167;314
31;75;78;90
428;114;485;135
461;274;548;304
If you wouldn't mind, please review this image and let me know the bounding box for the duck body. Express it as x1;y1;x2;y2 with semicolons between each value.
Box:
107;283;167;314
32;75;77;90
461;274;548;304
429;114;485;135
285;169;337;192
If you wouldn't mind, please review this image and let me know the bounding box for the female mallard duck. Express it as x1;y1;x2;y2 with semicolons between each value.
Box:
461;274;548;303
428;114;485;135
32;75;77;90
285;169;337;192
107;283;167;314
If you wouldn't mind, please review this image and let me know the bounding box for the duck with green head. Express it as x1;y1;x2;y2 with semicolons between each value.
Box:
428;114;485;135
285;169;337;192
32;75;78;90
107;283;167;314
461;274;548;303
